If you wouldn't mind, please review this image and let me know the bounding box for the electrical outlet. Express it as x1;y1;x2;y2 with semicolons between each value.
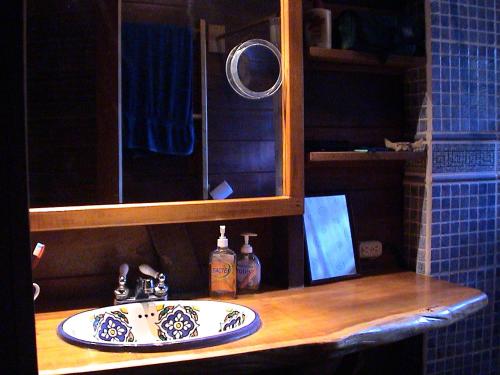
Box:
359;241;383;259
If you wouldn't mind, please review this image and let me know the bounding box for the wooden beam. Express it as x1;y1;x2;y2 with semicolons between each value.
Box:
281;0;304;199
29;196;303;231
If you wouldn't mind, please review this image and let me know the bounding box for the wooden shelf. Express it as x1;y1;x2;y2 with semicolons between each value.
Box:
308;151;426;162
308;47;426;72
324;4;399;16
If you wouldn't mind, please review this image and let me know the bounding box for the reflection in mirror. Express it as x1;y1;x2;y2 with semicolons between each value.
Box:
26;0;282;208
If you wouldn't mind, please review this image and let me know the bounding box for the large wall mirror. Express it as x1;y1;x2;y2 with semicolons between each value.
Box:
26;0;303;231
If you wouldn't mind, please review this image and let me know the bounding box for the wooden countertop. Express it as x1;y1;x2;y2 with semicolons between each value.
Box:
36;272;487;375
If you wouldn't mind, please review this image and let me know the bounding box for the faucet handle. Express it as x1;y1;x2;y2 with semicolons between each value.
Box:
139;264;168;298
114;263;130;302
139;264;159;278
119;263;129;278
154;273;168;298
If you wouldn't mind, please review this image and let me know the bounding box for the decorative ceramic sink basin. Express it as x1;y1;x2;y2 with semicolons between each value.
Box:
58;300;260;351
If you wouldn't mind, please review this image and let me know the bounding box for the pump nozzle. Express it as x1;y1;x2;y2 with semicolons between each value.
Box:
241;233;257;254
218;225;228;248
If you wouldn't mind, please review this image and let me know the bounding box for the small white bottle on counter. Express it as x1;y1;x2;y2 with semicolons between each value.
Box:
237;233;261;293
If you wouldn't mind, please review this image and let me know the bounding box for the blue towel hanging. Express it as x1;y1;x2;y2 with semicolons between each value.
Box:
122;22;194;155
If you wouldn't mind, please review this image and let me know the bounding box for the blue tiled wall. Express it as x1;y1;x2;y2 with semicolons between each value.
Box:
428;0;499;374
430;0;497;135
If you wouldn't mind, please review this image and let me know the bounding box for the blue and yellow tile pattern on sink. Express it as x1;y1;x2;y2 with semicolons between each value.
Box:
58;300;260;351
156;304;200;341
93;310;135;343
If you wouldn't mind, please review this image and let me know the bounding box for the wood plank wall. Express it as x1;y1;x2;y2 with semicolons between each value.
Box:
26;0;99;207
206;25;278;199
31;217;296;311
304;69;407;275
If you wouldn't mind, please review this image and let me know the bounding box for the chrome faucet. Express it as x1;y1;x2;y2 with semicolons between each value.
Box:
114;263;168;305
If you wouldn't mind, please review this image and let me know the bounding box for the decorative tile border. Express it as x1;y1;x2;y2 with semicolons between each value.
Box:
432;142;496;174
433;133;497;141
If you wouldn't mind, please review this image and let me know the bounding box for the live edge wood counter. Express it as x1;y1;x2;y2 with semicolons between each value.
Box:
36;272;487;375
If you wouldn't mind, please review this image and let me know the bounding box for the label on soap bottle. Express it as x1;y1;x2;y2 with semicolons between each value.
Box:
210;254;236;293
237;263;259;289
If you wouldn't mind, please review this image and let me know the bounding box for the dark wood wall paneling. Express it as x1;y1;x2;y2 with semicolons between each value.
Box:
96;1;121;203
207;52;277;198
304;68;408;275
304;70;405;148
31;216;300;311
207;18;281;198
27;0;99;207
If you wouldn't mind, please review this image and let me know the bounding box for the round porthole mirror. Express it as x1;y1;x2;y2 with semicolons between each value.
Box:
226;39;282;100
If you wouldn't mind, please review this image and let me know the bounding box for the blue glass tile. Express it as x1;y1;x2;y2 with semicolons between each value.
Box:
442;260;450;272
433;224;441;235
442;236;450;247
442;199;451;209
441;223;450;235
431;262;440;274
442;248;450;259
432;236;441;248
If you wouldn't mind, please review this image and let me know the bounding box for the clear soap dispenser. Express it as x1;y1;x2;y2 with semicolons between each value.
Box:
237;233;261;293
209;225;236;299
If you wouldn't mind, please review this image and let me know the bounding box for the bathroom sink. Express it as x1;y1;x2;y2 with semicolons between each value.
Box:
58;300;260;351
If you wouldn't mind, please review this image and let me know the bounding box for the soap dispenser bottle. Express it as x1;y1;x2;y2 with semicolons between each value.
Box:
209;225;236;299
237;233;261;293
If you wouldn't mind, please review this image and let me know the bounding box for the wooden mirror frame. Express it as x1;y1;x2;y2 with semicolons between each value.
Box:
29;0;303;232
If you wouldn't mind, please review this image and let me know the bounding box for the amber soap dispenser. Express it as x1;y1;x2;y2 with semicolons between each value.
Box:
209;225;236;299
